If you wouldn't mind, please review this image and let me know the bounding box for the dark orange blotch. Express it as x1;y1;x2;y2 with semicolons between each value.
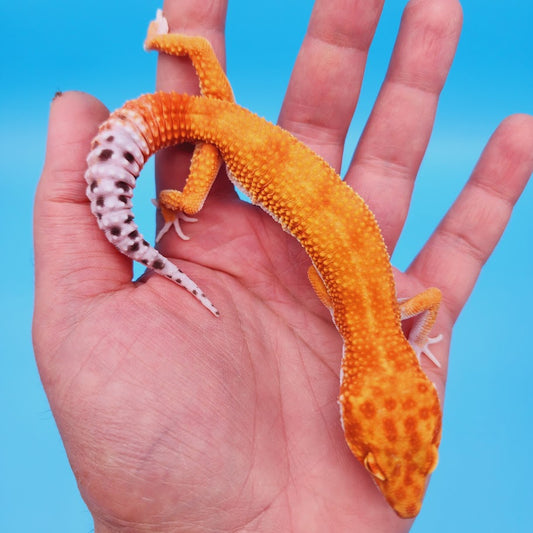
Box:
360;400;376;419
383;418;398;442
384;398;397;411
409;431;422;450
419;407;430;420
405;503;418;517
402;397;416;410
404;416;417;432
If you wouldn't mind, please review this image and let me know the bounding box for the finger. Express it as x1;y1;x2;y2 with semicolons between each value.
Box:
34;91;132;307
408;114;533;322
278;0;385;171
347;0;462;250
156;0;228;92
155;0;231;204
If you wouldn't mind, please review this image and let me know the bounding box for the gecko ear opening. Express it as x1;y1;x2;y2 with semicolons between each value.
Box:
364;452;386;481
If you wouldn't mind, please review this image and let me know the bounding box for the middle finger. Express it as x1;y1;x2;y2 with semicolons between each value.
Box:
347;0;462;251
278;0;385;172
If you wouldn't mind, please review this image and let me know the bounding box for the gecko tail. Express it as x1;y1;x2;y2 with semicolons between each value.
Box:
85;109;219;317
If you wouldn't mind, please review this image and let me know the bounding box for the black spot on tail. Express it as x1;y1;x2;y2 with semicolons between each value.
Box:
152;260;165;270
123;152;135;164
116;181;131;192
98;149;114;161
110;226;121;236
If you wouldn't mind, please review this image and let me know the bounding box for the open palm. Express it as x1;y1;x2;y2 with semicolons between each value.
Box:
33;1;533;531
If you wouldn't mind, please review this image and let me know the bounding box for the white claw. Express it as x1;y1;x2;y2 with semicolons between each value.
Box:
179;213;198;224
412;334;443;368
171;215;192;241
155;221;174;243
153;9;169;35
153;199;198;242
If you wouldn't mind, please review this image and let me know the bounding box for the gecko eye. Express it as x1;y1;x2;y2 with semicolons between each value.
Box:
364;452;386;481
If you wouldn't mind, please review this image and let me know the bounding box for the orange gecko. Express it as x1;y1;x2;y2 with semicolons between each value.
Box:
85;10;443;518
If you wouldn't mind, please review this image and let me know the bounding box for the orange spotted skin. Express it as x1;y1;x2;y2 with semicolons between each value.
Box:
105;92;442;517
87;14;443;518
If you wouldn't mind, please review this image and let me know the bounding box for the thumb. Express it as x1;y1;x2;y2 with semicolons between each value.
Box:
34;92;133;320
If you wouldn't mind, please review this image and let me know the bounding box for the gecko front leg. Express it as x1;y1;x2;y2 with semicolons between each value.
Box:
398;287;443;367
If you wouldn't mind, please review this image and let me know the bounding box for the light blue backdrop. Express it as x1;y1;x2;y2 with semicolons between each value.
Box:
1;1;531;531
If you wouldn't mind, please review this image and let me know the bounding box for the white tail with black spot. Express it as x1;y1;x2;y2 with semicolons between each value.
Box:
85;119;219;316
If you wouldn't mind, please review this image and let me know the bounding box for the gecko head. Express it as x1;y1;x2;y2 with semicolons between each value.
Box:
340;369;442;518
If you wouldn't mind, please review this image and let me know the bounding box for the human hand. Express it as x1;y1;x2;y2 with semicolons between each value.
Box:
33;0;533;532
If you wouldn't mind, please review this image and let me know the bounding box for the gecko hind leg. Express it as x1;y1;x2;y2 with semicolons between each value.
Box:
399;287;443;367
145;10;234;242
154;143;222;241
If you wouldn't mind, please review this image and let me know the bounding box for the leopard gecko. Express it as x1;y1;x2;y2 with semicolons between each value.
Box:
85;10;443;518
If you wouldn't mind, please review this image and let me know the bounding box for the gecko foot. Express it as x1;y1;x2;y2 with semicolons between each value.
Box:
152;199;198;242
144;9;169;50
411;334;443;368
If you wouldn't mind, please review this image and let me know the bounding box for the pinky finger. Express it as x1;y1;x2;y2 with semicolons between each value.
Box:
407;114;533;322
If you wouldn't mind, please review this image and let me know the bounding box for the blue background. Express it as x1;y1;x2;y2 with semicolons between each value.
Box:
1;1;532;531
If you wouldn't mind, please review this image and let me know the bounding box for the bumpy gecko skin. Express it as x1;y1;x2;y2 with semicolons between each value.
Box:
85;10;443;518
